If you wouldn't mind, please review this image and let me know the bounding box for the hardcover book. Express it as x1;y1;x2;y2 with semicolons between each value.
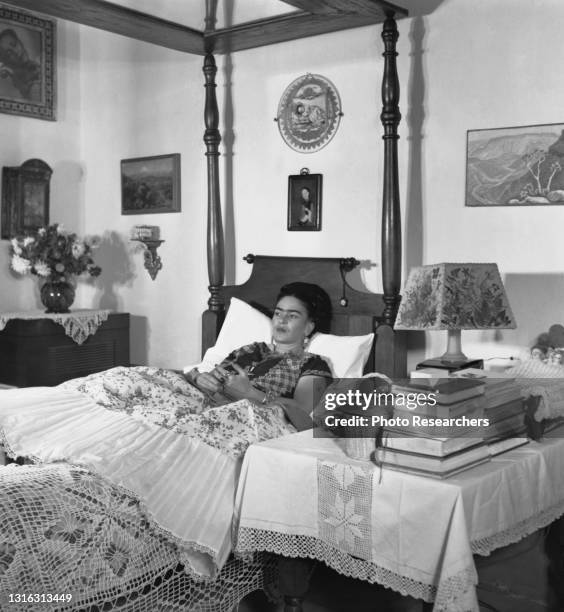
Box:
381;431;483;457
375;442;489;472
391;377;486;405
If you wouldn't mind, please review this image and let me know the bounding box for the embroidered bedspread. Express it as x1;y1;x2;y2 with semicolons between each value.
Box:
0;367;294;611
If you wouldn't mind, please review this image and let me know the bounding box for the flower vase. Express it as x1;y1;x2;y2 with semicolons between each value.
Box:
40;279;75;314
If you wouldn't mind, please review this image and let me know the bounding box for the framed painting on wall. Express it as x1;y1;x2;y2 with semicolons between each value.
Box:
0;6;56;121
466;123;564;206
287;169;322;231
121;154;181;215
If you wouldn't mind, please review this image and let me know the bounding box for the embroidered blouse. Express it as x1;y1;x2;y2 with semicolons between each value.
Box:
220;342;332;399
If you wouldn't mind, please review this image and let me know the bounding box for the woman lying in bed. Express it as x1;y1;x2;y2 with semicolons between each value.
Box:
0;283;333;609
186;282;333;430
55;281;333;455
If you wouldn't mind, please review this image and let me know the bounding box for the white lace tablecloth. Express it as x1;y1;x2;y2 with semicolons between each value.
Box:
233;429;564;612
0;309;111;344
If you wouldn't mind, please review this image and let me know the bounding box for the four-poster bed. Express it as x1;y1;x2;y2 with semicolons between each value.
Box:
0;1;413;611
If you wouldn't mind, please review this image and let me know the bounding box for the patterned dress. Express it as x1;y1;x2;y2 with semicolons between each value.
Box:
219;342;332;398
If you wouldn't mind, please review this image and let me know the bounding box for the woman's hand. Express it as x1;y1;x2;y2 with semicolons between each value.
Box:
194;370;224;393
220;363;263;401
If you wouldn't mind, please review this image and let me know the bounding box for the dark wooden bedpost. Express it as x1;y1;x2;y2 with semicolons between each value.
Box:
380;11;402;324
376;11;407;378
202;51;225;355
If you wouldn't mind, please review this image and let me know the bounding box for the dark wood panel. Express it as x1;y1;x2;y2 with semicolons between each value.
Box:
207;12;388;54
2;0;205;55
3;0;407;55
280;0;408;18
221;255;384;320
0;313;130;387
201;255;409;378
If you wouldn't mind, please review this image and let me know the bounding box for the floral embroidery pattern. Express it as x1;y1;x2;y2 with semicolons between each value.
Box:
60;366;295;459
317;460;373;559
44;509;92;545
395;263;516;330
0;542;15;576
324;493;364;549
105;530;132;577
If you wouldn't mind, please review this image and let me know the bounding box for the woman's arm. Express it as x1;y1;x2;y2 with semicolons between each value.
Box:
273;375;330;431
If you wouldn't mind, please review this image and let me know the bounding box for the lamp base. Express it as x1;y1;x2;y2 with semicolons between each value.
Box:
415;358;484;373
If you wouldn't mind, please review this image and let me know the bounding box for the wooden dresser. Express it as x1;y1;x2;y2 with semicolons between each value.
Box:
0;312;130;387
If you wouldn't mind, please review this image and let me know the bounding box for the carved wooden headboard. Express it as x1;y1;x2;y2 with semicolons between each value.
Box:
202;254;407;378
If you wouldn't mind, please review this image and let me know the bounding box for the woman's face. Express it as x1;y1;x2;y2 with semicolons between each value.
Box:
272;296;314;346
301;188;310;202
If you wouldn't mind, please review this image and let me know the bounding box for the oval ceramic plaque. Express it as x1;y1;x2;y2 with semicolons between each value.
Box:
277;74;342;153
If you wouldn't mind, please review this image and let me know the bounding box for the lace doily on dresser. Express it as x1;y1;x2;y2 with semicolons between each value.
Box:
0;309;111;345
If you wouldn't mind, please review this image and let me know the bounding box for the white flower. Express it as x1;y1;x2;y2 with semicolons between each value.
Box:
11;255;32;275
37;227;46;236
72;241;85;257
10;238;22;255
34;261;50;277
22;236;35;247
56;224;66;235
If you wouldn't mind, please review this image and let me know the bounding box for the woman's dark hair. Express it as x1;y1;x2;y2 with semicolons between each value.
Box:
276;282;332;334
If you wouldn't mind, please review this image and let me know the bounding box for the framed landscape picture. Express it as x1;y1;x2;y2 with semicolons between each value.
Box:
287;170;322;231
466;123;564;206
0;6;56;121
121;154;181;215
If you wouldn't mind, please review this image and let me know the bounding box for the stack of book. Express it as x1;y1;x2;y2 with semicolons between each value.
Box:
376;377;490;478
452;369;528;455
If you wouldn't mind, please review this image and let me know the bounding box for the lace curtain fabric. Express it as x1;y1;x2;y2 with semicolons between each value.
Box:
0;309;111;344
233;429;564;612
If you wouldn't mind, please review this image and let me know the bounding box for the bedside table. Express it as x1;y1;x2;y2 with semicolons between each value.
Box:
0;312;130;387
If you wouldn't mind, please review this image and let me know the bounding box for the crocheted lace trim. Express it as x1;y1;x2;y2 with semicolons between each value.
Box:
235;528;478;611
471;499;564;556
0;309;111;345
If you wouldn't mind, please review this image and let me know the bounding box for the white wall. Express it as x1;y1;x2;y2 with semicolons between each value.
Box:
3;0;564;370
78;27;208;368
220;0;564;365
419;0;564;360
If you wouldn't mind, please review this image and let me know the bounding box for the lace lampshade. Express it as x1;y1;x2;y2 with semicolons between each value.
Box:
394;263;517;364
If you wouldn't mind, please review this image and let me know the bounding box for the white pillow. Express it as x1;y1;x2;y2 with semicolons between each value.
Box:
308;332;374;378
184;297;374;378
195;297;272;372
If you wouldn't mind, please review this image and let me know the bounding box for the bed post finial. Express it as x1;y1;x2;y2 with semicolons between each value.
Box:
202;52;225;354
380;11;402;327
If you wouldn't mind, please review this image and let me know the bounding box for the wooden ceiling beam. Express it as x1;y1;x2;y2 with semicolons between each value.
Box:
206;10;403;54
1;0;205;55
279;0;408;18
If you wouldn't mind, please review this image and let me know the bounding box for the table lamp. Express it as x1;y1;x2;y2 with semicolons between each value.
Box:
394;263;516;369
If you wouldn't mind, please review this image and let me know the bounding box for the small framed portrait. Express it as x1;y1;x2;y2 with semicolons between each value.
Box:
287;169;322;231
121;154;181;215
0;6;56;121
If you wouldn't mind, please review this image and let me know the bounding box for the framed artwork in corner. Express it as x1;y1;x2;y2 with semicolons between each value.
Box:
287;168;322;231
0;6;56;121
466;123;564;206
121;154;181;215
1;158;52;240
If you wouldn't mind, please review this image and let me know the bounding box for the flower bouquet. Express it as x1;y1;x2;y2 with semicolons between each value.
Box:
10;223;102;313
